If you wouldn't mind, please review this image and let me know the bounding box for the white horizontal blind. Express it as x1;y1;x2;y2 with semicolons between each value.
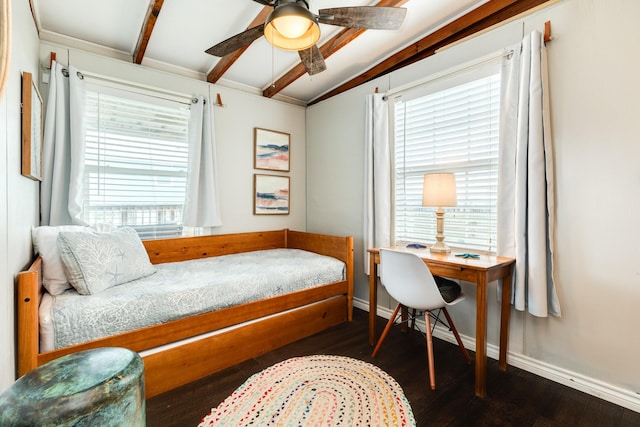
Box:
393;69;500;252
82;85;191;240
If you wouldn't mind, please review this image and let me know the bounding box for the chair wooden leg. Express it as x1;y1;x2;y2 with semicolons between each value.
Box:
424;310;436;390
371;304;402;358
442;307;472;365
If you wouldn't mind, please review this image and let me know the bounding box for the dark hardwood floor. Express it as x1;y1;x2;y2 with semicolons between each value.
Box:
147;309;639;426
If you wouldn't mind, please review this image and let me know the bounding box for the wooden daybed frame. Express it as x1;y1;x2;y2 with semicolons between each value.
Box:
17;229;353;398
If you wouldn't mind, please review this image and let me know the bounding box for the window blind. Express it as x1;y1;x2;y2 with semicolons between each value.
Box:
393;69;500;252
82;85;191;239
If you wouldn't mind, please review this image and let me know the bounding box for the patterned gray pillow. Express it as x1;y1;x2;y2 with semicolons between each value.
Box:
57;227;157;295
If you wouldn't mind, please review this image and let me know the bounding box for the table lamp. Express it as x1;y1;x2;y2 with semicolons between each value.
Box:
422;173;457;253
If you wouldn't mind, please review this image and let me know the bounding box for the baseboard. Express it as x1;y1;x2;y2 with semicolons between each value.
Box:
353;298;640;413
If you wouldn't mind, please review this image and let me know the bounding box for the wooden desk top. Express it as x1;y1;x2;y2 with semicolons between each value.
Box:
368;246;515;273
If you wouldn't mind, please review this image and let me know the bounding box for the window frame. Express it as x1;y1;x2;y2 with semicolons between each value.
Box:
389;58;502;254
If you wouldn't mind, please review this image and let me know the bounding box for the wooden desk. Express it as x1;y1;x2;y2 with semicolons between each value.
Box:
368;247;515;398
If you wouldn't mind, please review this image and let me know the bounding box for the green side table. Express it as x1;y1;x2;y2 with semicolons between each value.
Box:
0;347;145;426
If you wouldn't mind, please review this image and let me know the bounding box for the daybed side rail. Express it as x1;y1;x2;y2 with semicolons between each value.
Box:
34;281;348;367
144;296;348;398
144;230;287;264
285;230;354;321
17;256;42;377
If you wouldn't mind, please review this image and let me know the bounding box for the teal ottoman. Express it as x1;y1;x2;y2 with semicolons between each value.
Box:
0;347;145;426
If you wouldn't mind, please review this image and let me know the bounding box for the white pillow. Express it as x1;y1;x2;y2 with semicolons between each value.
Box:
31;225;90;295
57;227;157;295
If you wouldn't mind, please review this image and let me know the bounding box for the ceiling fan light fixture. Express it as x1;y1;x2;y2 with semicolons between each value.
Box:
273;15;312;39
264;2;320;51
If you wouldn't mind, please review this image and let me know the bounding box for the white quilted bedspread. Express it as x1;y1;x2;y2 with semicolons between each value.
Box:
42;249;345;349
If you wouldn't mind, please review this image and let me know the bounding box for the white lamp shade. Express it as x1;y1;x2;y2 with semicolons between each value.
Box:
422;173;457;207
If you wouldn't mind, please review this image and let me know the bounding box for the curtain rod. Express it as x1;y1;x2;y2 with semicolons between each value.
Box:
81;69;196;105
48;53;223;109
56;66;213;107
48;53;198;106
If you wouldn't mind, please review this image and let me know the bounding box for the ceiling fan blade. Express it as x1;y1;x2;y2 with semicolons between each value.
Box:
317;7;407;30
299;45;327;76
205;24;265;57
251;0;274;5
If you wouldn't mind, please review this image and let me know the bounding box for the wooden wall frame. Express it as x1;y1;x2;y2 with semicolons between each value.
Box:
21;71;43;181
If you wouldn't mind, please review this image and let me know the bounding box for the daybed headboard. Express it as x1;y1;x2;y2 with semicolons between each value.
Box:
16;257;43;375
143;230;287;264
143;229;354;268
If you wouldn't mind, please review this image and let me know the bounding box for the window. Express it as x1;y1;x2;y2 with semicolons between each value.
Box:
81;84;191;240
392;61;501;252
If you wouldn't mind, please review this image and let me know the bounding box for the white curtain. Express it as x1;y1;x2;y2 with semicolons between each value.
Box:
40;61;87;226
363;93;391;274
183;96;222;227
498;31;561;317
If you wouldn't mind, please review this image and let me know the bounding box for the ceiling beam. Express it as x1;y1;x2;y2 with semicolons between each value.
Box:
133;0;165;64
309;0;557;105
263;0;408;99
207;6;273;84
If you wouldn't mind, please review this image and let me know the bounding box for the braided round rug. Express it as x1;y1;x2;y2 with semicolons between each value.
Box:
198;355;416;427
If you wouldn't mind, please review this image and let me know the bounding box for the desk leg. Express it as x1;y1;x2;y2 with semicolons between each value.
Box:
475;274;488;398
499;270;513;371
368;255;378;346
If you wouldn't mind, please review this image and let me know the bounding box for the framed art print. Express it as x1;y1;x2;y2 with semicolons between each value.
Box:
254;127;290;172
21;71;43;181
254;174;290;215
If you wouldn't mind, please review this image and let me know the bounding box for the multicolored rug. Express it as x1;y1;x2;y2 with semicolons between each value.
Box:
198;355;416;426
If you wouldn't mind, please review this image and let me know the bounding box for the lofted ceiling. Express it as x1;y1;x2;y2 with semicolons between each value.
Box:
30;0;554;106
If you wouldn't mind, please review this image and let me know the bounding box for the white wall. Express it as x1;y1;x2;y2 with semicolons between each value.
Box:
0;0;41;393
307;0;640;410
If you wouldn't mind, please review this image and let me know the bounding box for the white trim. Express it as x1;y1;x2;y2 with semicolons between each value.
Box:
354;298;640;412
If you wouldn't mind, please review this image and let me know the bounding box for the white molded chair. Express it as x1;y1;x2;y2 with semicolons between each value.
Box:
371;248;471;390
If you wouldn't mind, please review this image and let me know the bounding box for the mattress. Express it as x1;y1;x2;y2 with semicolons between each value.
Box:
39;248;345;351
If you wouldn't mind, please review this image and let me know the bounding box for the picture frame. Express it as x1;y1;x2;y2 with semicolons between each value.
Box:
254;174;290;215
21;71;43;181
254;127;290;172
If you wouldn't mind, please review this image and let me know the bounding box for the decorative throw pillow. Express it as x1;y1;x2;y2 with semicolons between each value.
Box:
57;227;157;295
31;225;91;295
434;275;462;303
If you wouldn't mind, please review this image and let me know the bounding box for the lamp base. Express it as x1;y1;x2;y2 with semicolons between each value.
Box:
431;207;451;253
430;241;451;253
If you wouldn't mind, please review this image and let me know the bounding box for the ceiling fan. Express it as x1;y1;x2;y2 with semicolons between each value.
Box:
205;0;407;76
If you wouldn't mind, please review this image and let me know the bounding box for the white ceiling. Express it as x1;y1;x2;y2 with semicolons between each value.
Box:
32;0;488;105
